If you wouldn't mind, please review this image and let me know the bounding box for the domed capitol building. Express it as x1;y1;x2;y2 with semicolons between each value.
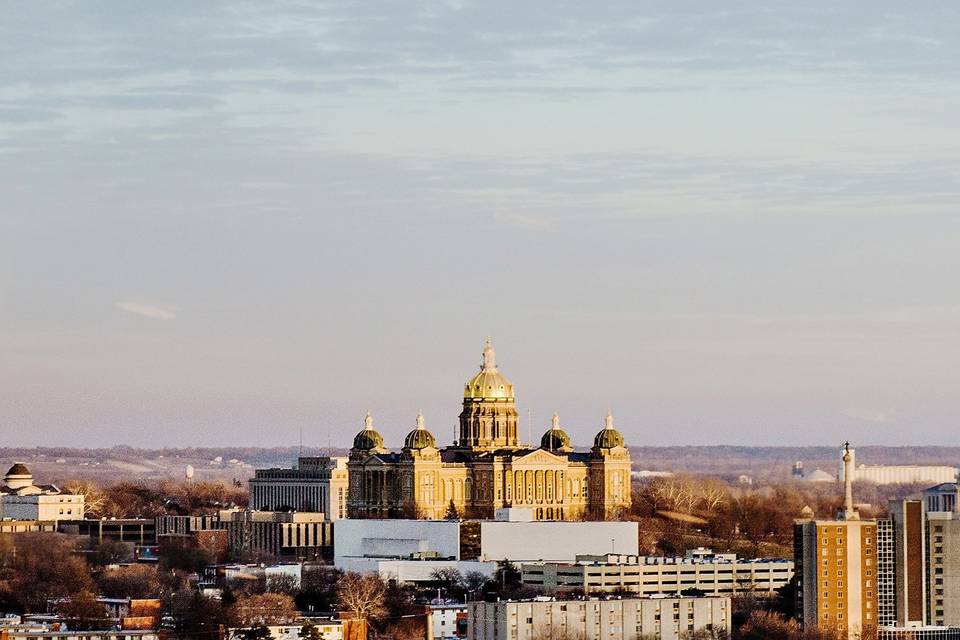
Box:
347;341;632;520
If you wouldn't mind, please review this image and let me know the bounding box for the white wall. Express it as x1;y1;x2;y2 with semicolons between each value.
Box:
0;495;84;521
337;558;496;583
333;519;461;565
432;605;467;640
477;521;637;562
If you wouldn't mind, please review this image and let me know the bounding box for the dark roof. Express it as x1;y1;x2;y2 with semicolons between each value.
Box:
5;463;31;476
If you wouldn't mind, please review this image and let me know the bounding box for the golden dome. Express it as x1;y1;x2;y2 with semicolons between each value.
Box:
464;339;515;400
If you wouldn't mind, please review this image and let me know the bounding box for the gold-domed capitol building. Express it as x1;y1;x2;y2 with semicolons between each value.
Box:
347;340;631;520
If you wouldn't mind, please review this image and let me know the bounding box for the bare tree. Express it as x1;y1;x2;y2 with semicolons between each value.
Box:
335;572;387;623
62;479;107;517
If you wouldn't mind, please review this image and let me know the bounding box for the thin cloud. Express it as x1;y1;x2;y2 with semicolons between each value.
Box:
842;408;894;424
114;299;177;320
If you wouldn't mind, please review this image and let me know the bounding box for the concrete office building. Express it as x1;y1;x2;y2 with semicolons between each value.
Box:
922;483;960;627
215;510;333;561
158;511;333;561
521;550;793;596
460;520;638;562
467;596;730;640
0;464;84;522
59;518;157;545
795;443;879;640
333;519;639;566
249;456;348;520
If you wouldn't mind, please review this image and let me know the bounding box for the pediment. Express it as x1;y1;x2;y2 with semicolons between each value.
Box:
510;448;569;467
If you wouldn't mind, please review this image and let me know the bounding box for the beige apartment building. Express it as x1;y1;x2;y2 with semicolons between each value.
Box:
521;551;793;596
467;597;730;640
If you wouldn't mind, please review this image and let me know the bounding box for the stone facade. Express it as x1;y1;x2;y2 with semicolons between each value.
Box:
0;463;85;522
347;341;631;521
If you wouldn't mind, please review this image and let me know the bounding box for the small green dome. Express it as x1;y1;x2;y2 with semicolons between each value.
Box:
404;411;436;450
541;429;571;450
593;412;625;449
540;413;571;450
353;413;385;451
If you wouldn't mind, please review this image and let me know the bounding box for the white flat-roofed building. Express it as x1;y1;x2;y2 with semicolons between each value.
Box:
839;449;957;486
334;519;639;567
521;551;793;596
467;596;730;640
334;519;462;567
461;520;638;562
339;558;496;584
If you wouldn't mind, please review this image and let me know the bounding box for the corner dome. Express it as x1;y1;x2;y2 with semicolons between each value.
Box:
593;412;625;449
464;339;514;400
352;412;385;451
404;411;436;450
540;413;571;451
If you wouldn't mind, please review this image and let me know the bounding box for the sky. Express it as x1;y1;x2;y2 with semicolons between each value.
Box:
2;1;959;448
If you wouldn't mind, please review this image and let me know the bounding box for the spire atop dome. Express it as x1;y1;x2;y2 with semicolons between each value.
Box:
364;412;374;430
552;412;560;430
604;410;614;430
482;338;497;371
416;410;425;429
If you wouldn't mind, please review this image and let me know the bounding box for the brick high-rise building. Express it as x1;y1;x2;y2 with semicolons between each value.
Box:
795;443;879;640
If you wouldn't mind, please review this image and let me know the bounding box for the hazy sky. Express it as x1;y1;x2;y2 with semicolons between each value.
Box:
2;1;959;449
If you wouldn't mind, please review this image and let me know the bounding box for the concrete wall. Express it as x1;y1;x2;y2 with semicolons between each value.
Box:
476;521;638;562
333;519;461;565
337;558;495;582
